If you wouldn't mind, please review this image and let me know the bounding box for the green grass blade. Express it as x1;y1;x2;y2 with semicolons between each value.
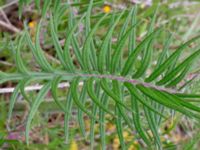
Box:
18;0;23;18
34;0;40;10
42;0;52;18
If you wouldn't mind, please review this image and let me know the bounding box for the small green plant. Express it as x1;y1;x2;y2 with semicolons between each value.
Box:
1;0;200;149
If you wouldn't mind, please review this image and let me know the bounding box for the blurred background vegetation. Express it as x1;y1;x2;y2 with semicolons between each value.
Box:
1;0;200;149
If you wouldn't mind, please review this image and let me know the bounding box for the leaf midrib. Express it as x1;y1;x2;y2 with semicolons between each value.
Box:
2;71;179;94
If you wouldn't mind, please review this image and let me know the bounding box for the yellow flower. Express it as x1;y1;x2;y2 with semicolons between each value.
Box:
106;122;116;131
28;21;37;41
28;21;37;29
123;131;129;139
70;140;78;150
123;131;134;141
128;141;139;150
113;136;120;150
103;5;111;13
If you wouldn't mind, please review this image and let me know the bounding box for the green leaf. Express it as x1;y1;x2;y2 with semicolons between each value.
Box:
64;87;73;143
77;82;87;138
115;107;126;150
143;105;161;147
132;5;158;78
121;28;162;76
8;83;21;122
25;22;53;72
67;4;84;68
82;14;107;71
51;76;66;111
71;78;101;123
112;80;133;130
14;33;29;73
98;11;125;73
156;49;200;86
26;82;51;144
137;85;200;119
146;35;200;82
100;79;131;111
130;95;151;146
128;6;137;54
50;15;72;71
111;23;139;73
87;78;114;116
99;93;108;150
89;81;100;149
63;14;85;71
155;33;173;68
125;82;166;118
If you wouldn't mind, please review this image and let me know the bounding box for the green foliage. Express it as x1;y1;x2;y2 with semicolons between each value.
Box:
1;0;200;149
